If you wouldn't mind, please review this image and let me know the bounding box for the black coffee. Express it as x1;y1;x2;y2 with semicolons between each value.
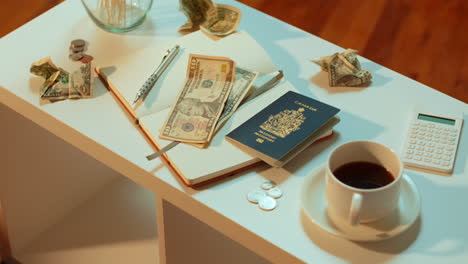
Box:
333;161;394;189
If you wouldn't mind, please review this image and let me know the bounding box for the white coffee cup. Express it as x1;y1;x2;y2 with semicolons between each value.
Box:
325;141;403;226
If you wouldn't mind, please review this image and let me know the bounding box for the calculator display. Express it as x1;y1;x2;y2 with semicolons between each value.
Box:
418;114;455;126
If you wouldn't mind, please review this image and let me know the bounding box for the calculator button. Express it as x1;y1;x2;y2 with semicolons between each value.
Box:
434;134;440;138
437;144;444;149
441;140;448;144
416;151;424;156
419;132;426;136
445;147;454;151
444;151;453;156
405;154;413;159
434;155;442;159
450;133;456;137
420;128;427;131
441;136;447;140
410;135;417;138
410;140;417;144
433;138;440;142
442;162;450;166
424;153;432;157
425;137;432;141
448;142;455;145
442;156;451;161
413;121;421;125
411;130;418;134
417;136;424;140
421;123;427;127
449;128;457;132
442;132;449;135
409;144;416;149
428;124;435;128
435;149;443;154
448;137;456;142
424;158;431;162
418;141;426;145
416;146;424;150
435;130;441;134
444;128;450;131
432;160;440;165
427;143;435;147
427;148;434;152
406;150;414;154
414;156;422;161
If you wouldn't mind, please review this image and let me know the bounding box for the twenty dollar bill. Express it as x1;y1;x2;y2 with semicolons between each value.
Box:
159;54;235;143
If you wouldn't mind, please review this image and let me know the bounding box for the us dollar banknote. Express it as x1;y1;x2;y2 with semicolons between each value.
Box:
191;66;258;148
200;4;242;36
313;49;372;87
160;54;235;143
179;0;217;31
30;56;70;98
71;62;94;98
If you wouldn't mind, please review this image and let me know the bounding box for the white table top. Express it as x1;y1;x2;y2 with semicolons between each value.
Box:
1;0;467;263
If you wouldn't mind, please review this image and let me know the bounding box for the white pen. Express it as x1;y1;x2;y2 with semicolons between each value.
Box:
133;45;180;104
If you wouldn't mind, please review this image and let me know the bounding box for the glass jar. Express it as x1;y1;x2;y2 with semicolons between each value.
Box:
81;0;153;33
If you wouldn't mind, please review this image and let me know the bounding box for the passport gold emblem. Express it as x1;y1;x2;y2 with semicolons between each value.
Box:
260;108;306;138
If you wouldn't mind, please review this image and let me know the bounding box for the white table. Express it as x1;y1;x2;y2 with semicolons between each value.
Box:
1;0;467;263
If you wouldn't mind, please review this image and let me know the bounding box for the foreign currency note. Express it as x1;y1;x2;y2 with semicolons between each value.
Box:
179;0;217;31
191;66;258;148
71;62;94;98
159;54;235;143
200;4;241;36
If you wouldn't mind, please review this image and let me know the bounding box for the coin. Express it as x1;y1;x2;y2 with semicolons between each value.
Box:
69;53;83;61
267;187;283;199
70;46;85;53
71;39;86;48
258;196;277;211
247;190;266;204
261;180;276;190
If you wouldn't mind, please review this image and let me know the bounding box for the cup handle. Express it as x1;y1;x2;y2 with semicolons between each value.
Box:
349;193;363;226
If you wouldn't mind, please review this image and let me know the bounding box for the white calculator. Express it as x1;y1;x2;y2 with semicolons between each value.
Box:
402;107;463;173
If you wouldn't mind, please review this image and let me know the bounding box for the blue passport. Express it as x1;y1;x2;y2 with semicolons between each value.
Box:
226;91;340;167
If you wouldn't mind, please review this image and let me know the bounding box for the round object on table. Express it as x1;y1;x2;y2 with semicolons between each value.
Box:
69;52;83;61
267;187;283;199
261;180;276;190
71;39;86;48
246;190;266;204
258;196;277;211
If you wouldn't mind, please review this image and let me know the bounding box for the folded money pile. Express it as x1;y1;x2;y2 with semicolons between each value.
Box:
30;39;94;101
159;54;258;148
179;0;241;36
313;49;372;87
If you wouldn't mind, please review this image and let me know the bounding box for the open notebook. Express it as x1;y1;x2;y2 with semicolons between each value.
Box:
97;31;333;187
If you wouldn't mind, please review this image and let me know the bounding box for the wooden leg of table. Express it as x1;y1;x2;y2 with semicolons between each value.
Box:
155;194;167;264
0;199;12;260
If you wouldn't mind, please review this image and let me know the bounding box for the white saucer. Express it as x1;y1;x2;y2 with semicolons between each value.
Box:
301;166;421;242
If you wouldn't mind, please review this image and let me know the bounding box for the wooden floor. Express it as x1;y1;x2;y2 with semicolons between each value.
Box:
1;0;467;103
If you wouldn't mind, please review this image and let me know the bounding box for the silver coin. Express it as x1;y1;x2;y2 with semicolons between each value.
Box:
69;53;83;61
246;190;266;204
70;46;85;53
267;187;283;199
258;196;277;211
71;39;86;48
261;180;276;190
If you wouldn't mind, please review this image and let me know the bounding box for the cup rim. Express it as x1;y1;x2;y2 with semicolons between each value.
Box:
327;140;403;192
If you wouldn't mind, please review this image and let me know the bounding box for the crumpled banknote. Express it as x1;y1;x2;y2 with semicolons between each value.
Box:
30;56;93;101
312;49;372;87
